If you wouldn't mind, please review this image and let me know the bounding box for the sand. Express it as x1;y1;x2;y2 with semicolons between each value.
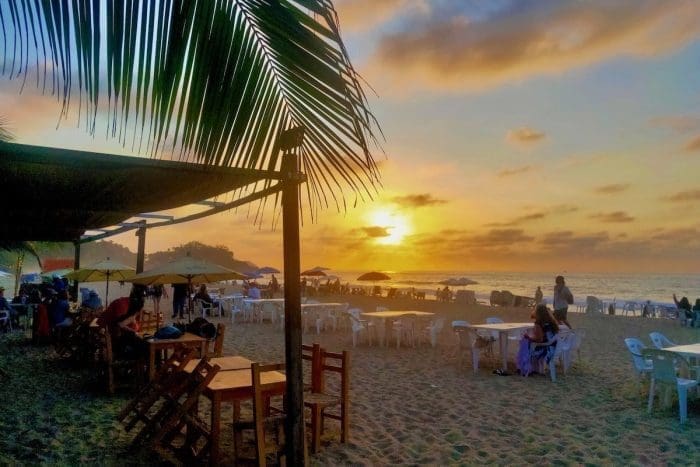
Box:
159;291;699;465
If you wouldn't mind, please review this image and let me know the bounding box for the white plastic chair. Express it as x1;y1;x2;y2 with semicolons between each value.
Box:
546;331;575;382
624;338;653;379
649;332;676;349
348;308;368;347
452;320;480;374
194;299;219;319
644;349;698;424
424;318;445;348
570;328;585;362
229;295;245;323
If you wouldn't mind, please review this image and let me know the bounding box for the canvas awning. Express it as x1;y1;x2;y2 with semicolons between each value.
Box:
0;142;282;241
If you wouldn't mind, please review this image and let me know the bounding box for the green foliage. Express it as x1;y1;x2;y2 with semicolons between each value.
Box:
0;116;13;142
146;241;257;274
1;1;382;217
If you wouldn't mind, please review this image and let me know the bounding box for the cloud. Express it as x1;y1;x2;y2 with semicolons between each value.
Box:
485;212;547;227
684;135;700;152
368;0;700;92
390;193;447;207
649;115;700;134
540;230;610;250
589;211;635;223
663;189;700;203
551;204;579;214
506;127;546;145
334;0;421;32
594;183;630;194
497;165;533;177
361;226;392;238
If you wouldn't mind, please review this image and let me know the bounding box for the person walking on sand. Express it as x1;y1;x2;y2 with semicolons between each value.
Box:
553;276;573;329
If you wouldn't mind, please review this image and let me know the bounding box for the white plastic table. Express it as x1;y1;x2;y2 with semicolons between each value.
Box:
361;310;435;347
468;322;534;370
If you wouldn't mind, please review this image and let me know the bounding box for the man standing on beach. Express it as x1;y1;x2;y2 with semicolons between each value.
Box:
553;276;573;328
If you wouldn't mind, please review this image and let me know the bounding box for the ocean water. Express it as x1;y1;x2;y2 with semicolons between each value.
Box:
326;270;700;308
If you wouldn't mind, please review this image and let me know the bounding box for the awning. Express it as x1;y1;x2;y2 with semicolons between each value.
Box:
1;142;282;241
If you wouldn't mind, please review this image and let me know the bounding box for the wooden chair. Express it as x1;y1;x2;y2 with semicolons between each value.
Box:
302;343;323;392
233;362;287;466
304;349;350;453
151;359;221;464
98;328;144;394
204;323;226;358
117;347;198;443
138;309;163;334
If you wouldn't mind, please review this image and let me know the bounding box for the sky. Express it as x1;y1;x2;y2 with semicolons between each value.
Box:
2;0;700;273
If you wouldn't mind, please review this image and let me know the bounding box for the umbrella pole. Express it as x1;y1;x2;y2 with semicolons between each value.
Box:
105;272;110;305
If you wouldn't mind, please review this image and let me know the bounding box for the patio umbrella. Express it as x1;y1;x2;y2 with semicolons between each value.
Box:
301;269;327;277
439;277;477;286
357;271;391;282
256;266;280;275
129;255;248;321
310;266;330;272
66;258;135;304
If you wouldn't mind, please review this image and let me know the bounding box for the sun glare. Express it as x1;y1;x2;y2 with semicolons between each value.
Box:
370;209;410;245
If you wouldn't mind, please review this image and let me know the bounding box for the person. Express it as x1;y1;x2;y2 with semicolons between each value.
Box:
81;290;103;312
300;277;307;296
692;299;700;328
97;285;147;359
270;274;279;296
534;286;543;305
0;287;17;326
148;284;165;316
524;304;560;370
172;283;188;319
673;294;693;326
51;290;73;328
247;282;261;300
552;275;573;329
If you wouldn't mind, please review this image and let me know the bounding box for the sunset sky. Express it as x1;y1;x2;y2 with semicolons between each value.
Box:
2;0;700;273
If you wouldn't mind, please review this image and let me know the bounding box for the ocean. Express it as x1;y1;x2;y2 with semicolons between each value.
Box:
326;270;699;308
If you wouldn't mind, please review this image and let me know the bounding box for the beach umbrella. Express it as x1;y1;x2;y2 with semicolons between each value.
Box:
357;271;391;282
301;269;327;277
310;266;330;272
66;258;135;304
256;266;281;275
129;255;248;321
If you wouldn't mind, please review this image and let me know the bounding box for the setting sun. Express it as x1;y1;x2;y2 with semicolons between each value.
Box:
369;209;411;245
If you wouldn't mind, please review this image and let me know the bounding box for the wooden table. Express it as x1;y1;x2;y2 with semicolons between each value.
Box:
182;356;254;373
361;310;435;347
140;332;207;381
468;322;533;371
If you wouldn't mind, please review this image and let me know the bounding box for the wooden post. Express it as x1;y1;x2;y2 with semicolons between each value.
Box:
281;128;305;465
73;241;81;301
135;221;146;273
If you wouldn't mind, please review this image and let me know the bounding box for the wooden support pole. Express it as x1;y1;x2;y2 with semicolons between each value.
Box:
135;222;146;273
282;148;305;465
73;241;81;301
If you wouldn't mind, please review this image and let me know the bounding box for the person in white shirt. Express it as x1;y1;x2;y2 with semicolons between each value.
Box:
552;275;573;329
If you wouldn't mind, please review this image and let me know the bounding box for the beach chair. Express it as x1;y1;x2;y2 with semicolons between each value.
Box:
624;338;653;379
305;349;350;453
233;362;287;465
98;327;144;394
649;332;675;349
348;308;369;347
643;349;698;424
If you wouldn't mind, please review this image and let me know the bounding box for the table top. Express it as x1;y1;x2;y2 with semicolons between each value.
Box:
302;302;344;308
665;343;700;356
207;367;286;392
361;310;435;318
243;298;285;303
140;331;206;345
469;322;534;331
183;356;253;373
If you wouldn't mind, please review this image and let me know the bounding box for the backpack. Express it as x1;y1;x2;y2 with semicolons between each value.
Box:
187;317;217;340
154;325;183;340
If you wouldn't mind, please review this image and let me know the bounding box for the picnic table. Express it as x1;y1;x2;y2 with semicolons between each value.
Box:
139;332;207;381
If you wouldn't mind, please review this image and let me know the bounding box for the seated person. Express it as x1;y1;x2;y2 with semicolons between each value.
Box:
81;290;103;312
524;304;559;366
247;282;261;299
194;284;214;304
50;290;73;328
97;285;147;360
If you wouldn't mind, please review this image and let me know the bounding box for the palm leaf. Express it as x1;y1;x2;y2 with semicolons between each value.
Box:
0;0;382;218
0;116;13;142
0;241;41;265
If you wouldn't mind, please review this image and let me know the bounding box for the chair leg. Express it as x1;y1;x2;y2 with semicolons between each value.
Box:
678;385;688;424
309;404;322;454
647;378;656;413
549;359;556;382
472;348;479;375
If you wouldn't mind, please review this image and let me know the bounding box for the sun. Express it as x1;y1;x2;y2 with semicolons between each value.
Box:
369;209;411;245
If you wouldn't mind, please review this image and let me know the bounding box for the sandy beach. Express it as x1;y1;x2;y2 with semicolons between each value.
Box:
164;291;700;464
1;290;698;465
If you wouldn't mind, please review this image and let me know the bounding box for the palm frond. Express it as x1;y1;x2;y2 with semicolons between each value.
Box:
0;241;41;265
0;0;382;218
0;116;13;142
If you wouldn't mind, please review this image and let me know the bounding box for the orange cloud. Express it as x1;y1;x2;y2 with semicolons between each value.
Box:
391;193;446;207
497;165;533;178
589;211;635;223
361;226;391;238
368;1;700;92
594;183;629;194
684;135;700;152
334;0;420;32
507;127;546;145
663;189;700;203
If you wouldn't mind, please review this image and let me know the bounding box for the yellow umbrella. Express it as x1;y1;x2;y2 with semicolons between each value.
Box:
128;255;248;321
66;258;135;304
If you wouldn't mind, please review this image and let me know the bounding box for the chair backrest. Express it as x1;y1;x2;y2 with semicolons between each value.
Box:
649;332;674;349
432;318;445;332
642;349;687;383
302;343;323;392
206;323;225;358
451;320;472;348
571;328;585;351
316;349;349;399
251;362;286;462
624;338;648;373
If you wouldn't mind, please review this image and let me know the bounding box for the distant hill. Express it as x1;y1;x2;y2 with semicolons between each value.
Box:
145;241;257;274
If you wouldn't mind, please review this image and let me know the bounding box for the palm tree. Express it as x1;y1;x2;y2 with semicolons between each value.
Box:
0;1;381;216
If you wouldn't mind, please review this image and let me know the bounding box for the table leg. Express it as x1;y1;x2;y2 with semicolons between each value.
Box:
210;393;221;466
499;331;508;371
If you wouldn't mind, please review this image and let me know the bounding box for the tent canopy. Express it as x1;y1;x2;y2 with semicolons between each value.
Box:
0;142;281;242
